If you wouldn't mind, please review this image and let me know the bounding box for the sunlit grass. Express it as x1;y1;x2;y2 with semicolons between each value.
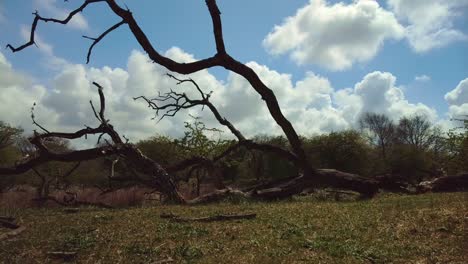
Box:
1;192;466;263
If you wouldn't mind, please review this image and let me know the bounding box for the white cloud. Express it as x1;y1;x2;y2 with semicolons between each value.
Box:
415;75;431;82
263;0;404;71
351;71;437;121
0;49;445;150
444;78;468;128
0;49;227;147
388;0;468;52
445;78;468;106
33;0;88;30
0;52;59;132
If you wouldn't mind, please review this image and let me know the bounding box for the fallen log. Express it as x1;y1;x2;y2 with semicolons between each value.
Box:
160;212;256;222
374;174;414;194
315;169;379;198
250;169;379;200
187;169;380;203
418;173;468;193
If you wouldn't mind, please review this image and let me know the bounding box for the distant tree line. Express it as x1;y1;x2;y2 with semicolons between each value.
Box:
1;113;467;196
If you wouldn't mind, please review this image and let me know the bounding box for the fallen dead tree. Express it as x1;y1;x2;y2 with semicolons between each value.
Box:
418;173;468;193
1;0;385;204
184;169;379;204
374;174;414;194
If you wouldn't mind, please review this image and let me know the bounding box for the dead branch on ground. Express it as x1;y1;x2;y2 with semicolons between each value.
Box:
160;212;256;222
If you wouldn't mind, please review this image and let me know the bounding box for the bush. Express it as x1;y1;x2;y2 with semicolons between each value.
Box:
304;130;372;176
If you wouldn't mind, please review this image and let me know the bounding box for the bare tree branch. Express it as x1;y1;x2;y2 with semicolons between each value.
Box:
6;0;105;52
31;103;50;133
205;0;226;55
83;20;125;63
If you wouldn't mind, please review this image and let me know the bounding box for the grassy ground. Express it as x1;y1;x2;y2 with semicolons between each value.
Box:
1;192;467;263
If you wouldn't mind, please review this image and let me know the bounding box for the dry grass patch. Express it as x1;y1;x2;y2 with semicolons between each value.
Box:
0;193;466;263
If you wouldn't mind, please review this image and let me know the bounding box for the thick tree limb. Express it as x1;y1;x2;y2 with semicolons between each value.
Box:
417;173;468;193
0;146;118;175
205;0;226;54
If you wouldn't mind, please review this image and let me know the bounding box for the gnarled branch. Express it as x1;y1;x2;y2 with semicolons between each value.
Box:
6;0;105;53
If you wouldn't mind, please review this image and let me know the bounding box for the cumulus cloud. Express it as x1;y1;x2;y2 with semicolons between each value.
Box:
333;71;438;127
388;0;468;52
33;0;88;30
0;48;443;150
0;52;58;132
263;0;404;71
441;78;468;130
0;49;228;147
445;78;468;106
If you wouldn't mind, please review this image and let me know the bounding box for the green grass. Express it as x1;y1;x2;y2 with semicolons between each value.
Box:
1;193;467;263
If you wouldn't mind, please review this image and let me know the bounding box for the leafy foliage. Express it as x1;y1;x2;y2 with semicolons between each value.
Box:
304;130;372;176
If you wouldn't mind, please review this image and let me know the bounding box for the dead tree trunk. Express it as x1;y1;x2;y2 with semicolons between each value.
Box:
120;145;185;203
417;173;468;193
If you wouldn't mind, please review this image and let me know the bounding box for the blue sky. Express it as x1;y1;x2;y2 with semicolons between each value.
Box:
0;0;467;143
